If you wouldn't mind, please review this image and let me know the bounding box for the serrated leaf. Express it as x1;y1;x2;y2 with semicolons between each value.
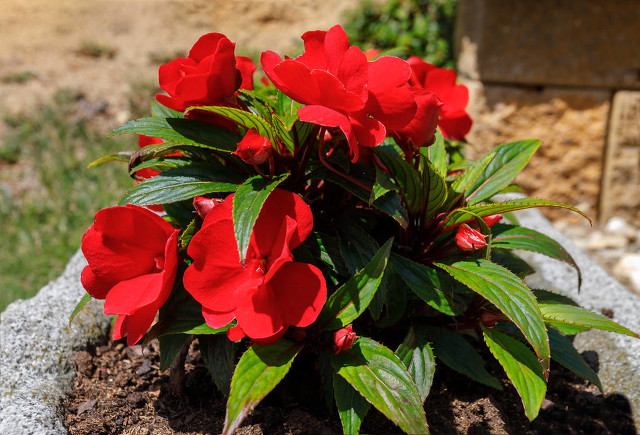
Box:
436;259;550;374
333;373;371;435
374;148;422;214
270;114;296;155
395;326;436;403
129;157;190;176
331;337;429;434
424;129;447;176
370;165;397;203
200;335;238;397
309;167;408;228
492;224;582;288
444;151;495;209
423;326;502;389
391;254;471;316
466;140;541;204
187;105;277;146
482;326;547;420
112;117;239;152
275;90;304;126
547;327;602;391
119;164;241;206
69;293;92;325
443;198;591;228
319;239;393;329
531;289;578;306
179;218;199;250
232;173;289;264
539;303;639;337
223;340;302;435
87;151;133;169
159;334;190;372
491;249;536;279
421;157;447;220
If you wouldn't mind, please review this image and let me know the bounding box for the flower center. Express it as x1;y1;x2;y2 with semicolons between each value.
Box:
153;255;165;271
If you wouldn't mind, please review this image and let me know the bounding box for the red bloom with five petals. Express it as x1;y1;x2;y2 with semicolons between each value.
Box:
262;25;417;162
407;56;472;140
183;189;327;344
81;205;179;345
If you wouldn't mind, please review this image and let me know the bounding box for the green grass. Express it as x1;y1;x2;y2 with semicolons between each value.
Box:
0;90;138;312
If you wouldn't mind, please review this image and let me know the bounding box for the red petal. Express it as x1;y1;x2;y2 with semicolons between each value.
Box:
272;60;321;105
202;307;235;329
234;284;285;342
158;58;196;95
336;46;369;103
322;25;351;74
103;272;165;315
269;262;326;328
424;68;457;101
350;111;386;150
438;110;472;140
155;94;183;112
119;304;159;346
297;30;329;71
394;89;442;149
366;56;416;130
407;56;437;86
189;33;234;63
235;56;257;91
298;105;359;160
251;189;314;252
227;325;247;342
311;69;366;112
80;265;111;300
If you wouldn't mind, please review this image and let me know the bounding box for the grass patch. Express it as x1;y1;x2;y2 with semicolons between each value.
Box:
76;41;118;59
0;90;136;312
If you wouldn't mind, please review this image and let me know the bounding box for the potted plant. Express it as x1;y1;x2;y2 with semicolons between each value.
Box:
72;25;639;434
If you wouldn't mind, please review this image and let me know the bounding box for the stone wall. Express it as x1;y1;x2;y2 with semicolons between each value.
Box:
455;0;640;225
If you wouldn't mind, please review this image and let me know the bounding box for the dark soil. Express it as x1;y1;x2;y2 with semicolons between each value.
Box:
63;337;637;435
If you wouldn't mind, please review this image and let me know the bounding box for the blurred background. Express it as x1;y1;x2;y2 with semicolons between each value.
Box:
1;0;639;312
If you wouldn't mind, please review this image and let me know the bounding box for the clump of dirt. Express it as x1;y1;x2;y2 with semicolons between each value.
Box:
63;337;637;434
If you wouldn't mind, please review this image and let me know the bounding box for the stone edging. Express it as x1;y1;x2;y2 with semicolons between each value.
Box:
0;210;639;433
0;251;110;435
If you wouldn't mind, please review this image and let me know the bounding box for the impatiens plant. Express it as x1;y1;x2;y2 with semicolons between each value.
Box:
71;25;639;434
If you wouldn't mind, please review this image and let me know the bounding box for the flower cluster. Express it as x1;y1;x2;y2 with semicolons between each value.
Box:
75;24;631;435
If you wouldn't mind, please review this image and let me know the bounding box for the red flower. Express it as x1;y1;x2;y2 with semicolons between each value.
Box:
183;189;326;344
483;214;502;227
193;196;223;219
232;129;273;165
407;56;472;140
156;33;240;112
333;324;358;355
261;25;417;162
80;205;179;345
235;56;257;91
392;89;442;151
455;224;487;252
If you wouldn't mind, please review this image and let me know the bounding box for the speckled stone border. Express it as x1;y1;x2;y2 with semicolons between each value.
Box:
0;251;110;434
0;209;639;434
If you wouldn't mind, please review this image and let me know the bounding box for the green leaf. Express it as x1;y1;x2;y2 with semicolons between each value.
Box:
491;249;536;279
68;293;92;325
391;254;471;316
482;326;547;420
374;148;422;214
119;164;241;206
423;326;502;389
179;218;199;250
333;373;371;435
395;326;436;403
331;338;429;434
547;327;602;392
531;289;578;306
370;165;397;203
87;151;132;169
435;259;550;374
466;140;540;204
112;117;239;152
129;157;190;175
539;303;640;338
492;224;582;288
270;114;296;155
232;173;289;264
187;105;277;146
200;335;238;397
421;157;447;220
443;198;591;228
444;151;495;209
424;129;447;176
319;239;393;329
223;340;302;435
159;334;190;372
309;167;408;228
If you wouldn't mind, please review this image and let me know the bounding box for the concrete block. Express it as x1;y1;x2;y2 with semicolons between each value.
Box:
456;0;640;89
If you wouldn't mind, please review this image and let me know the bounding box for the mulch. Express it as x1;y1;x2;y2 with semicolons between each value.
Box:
63;337;637;434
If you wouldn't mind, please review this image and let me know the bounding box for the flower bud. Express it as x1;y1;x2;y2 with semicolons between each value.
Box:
456;224;487;252
483;214;502;227
193;196;223;219
333;324;357;355
233;128;273;165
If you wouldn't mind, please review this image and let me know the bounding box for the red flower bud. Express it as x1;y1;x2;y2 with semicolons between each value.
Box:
193;196;223;219
456;224;487;252
333;324;358;355
233;129;273;165
483;214;502;227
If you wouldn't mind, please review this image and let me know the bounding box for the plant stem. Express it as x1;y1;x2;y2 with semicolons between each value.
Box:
169;336;192;397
